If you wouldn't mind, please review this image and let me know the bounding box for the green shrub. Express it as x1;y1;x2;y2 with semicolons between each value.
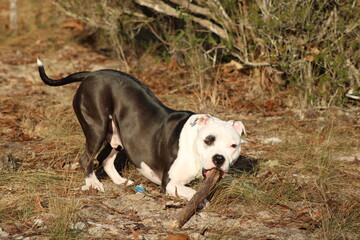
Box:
53;0;359;106
247;0;359;105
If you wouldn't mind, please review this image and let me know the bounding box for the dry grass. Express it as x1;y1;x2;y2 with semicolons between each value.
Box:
0;170;84;238
211;113;360;239
18;97;85;168
47;195;83;240
1;96;86;238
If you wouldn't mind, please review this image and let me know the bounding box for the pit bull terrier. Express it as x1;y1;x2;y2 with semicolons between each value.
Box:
37;59;246;201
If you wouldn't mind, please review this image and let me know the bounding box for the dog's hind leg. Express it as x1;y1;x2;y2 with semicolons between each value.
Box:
95;143;113;179
80;137;107;192
80;150;105;192
103;119;134;185
96;143;128;179
103;148;134;186
77;117;108;192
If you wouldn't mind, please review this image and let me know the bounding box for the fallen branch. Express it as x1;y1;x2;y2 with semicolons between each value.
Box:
175;168;222;228
134;0;230;40
169;0;211;17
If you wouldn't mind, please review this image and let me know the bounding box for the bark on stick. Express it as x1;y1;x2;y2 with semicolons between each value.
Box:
176;168;221;228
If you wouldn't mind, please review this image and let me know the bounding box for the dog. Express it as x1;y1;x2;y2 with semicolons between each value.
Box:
37;59;246;201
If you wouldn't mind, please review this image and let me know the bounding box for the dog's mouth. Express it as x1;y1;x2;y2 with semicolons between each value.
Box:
202;168;226;179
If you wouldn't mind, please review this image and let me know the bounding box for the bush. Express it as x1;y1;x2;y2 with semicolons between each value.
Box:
53;0;359;106
247;0;359;106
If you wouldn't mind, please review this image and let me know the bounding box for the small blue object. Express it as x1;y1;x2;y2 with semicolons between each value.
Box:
135;185;146;194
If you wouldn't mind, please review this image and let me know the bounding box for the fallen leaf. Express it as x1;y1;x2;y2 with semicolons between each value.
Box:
130;227;140;240
295;207;322;223
311;46;320;55
166;233;190;240
306;55;314;62
222;60;245;73
62;19;84;32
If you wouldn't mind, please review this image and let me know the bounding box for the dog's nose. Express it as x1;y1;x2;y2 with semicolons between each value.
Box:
212;154;225;167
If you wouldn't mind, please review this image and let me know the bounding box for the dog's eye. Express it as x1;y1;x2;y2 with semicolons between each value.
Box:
204;135;215;146
231;144;237;148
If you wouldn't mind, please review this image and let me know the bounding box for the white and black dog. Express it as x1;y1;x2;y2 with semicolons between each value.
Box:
37;59;245;201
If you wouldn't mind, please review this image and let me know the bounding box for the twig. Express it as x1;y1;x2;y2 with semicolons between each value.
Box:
175;168;221;228
169;0;211;17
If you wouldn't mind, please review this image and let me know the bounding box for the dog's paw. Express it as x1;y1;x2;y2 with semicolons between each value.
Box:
112;177;134;186
125;179;134;186
81;182;105;192
82;172;105;192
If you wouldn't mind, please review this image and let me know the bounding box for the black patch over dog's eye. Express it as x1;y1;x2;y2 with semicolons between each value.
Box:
204;135;216;146
231;144;237;148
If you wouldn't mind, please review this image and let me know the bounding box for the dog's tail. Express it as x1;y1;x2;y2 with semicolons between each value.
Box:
37;58;91;86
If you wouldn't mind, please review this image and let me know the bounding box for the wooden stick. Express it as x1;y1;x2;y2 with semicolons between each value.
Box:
175;168;222;228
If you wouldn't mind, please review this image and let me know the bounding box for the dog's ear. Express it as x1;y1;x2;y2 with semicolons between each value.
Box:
197;114;211;125
190;114;212;127
229;120;246;136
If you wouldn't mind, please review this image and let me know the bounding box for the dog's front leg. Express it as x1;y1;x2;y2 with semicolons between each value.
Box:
166;180;196;201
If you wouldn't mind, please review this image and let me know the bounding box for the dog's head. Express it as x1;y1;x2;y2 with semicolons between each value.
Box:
190;114;246;177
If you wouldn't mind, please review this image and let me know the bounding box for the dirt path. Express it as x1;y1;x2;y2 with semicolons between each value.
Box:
1;2;359;239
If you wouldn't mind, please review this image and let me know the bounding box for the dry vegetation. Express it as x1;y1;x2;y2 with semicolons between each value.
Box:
52;0;360;106
0;0;359;239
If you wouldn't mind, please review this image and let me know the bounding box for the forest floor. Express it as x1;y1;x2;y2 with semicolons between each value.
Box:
0;1;359;239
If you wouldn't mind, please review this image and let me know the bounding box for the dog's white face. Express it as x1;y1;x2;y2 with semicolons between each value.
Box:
192;115;246;177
